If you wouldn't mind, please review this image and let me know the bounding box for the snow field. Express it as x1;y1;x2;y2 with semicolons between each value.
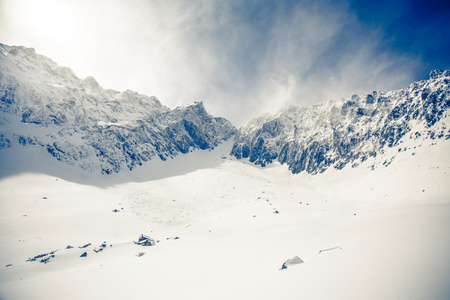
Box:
1;140;450;299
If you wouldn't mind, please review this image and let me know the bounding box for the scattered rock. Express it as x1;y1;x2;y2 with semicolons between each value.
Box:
80;252;87;258
27;253;49;262
40;255;55;264
273;210;279;214
112;209;120;213
5;264;13;268
79;243;91;249
136;252;145;257
66;245;74;249
27;251;57;264
93;248;103;253
280;256;304;270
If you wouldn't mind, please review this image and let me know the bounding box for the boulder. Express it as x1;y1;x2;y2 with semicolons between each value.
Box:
134;234;156;246
280;256;304;270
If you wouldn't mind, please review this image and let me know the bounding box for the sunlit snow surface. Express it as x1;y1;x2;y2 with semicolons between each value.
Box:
0;137;449;300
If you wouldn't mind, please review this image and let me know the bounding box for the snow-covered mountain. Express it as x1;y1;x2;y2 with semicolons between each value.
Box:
2;42;449;177
1;44;450;300
231;70;450;174
0;44;235;174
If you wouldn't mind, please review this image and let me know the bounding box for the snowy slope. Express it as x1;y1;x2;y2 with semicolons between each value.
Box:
0;43;235;175
0;139;449;300
231;70;450;174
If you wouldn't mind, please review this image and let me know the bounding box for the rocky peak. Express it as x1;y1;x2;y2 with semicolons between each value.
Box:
0;43;235;175
429;69;450;79
231;70;450;174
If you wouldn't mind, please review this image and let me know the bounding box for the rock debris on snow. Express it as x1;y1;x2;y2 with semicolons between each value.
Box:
318;246;342;254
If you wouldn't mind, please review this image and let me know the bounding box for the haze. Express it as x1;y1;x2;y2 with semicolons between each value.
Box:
1;0;449;125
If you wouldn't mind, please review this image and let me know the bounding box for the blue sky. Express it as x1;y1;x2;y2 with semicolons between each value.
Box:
348;0;450;76
0;0;449;125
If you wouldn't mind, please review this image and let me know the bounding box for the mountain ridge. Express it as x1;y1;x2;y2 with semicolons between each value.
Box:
0;43;235;175
1;43;449;176
231;69;450;174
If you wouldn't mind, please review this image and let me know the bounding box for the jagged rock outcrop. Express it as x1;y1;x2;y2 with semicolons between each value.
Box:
231;70;450;174
0;43;235;174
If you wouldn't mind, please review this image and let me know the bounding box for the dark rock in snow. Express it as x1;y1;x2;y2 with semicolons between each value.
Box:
40;255;55;264
79;243;91;249
27;253;49;262
80;252;87;258
26;251;57;263
134;234;156;246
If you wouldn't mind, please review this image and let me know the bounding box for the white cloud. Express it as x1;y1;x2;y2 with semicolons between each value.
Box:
0;0;421;125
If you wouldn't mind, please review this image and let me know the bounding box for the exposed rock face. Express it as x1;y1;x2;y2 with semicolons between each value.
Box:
231;70;450;174
0;43;235;174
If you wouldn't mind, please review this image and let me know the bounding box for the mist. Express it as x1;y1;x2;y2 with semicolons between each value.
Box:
0;0;425;125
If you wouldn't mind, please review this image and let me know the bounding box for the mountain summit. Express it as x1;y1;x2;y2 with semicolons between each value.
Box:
231;70;450;174
0;43;235;174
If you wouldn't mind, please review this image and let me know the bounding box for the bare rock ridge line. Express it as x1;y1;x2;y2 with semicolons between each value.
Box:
0;43;235;174
1;43;449;176
231;69;450;174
